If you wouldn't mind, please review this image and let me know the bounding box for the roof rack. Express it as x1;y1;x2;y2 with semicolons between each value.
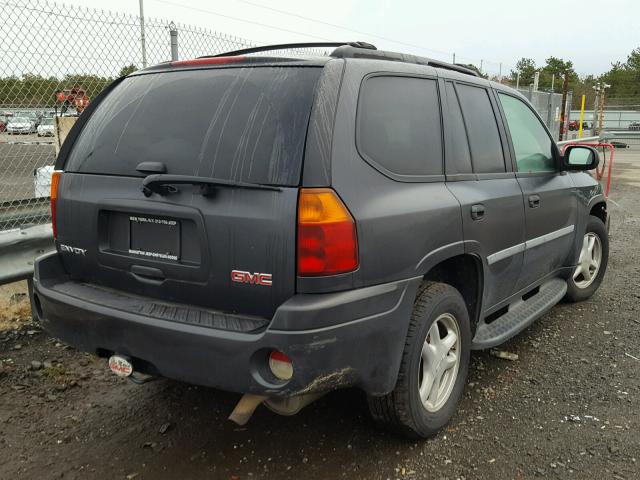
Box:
206;42;376;58
330;45;480;77
205;41;478;77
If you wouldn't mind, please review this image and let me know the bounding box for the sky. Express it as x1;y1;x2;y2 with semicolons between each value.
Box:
47;0;640;76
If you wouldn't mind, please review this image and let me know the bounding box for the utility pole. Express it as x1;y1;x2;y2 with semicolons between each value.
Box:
516;71;520;89
592;83;611;135
169;22;179;61
498;62;502;83
592;83;600;135
533;71;540;91
598;83;611;133
551;74;555;92
452;52;456;64
139;0;148;68
558;72;569;141
479;59;483;75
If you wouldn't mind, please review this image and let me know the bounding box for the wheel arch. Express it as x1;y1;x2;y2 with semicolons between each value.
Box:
421;254;484;334
589;200;607;225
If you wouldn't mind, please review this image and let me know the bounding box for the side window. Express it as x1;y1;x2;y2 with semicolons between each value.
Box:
456;84;506;174
358;76;442;176
498;93;556;173
444;82;472;174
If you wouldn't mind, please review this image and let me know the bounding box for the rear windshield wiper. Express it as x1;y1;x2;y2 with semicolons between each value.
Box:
142;174;282;197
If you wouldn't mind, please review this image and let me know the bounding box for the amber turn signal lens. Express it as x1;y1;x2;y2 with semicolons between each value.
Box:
50;170;62;238
297;188;358;276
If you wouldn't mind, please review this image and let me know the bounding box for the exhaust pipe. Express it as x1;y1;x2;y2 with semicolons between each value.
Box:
228;394;268;426
264;393;324;416
228;392;325;425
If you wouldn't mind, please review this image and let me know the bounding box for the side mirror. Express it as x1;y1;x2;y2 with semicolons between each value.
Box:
562;145;600;171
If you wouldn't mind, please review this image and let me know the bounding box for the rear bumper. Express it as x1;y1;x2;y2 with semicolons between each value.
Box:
34;252;420;396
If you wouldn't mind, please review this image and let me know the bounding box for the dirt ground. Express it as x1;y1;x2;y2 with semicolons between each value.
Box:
1;151;639;480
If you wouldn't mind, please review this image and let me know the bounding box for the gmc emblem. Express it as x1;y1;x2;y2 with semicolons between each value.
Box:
231;270;272;286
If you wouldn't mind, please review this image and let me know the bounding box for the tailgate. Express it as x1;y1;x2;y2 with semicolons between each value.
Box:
56;173;297;319
54;65;322;319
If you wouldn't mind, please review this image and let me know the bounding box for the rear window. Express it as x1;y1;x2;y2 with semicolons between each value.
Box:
64;66;322;186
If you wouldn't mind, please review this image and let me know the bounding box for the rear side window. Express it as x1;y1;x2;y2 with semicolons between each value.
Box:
64;67;321;186
455;84;505;174
444;82;473;174
357;76;442;177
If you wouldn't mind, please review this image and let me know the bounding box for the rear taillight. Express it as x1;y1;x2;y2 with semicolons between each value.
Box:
297;188;358;276
50;170;61;238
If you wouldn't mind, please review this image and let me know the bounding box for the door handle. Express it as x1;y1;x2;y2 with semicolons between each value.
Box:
471;204;485;220
528;195;541;208
131;265;166;284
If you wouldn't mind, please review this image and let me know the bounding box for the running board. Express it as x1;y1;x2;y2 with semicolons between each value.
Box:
472;278;567;350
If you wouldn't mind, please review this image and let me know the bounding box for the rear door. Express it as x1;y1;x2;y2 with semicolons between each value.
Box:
55;65;322;319
495;91;577;291
443;81;526;309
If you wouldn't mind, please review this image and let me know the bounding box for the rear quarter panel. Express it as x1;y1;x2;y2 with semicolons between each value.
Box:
299;60;464;292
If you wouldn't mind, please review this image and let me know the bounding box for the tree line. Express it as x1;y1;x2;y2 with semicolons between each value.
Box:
1;50;639;111
0;65;137;110
507;46;640;109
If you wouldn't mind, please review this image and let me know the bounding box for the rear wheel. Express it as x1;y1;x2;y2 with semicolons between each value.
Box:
367;281;470;438
565;215;609;302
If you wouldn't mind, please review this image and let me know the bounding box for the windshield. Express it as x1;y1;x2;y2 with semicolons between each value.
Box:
41;118;54;125
64;66;322;186
12;117;28;123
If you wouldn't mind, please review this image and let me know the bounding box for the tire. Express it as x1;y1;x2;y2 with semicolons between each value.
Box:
564;215;609;302
367;281;471;439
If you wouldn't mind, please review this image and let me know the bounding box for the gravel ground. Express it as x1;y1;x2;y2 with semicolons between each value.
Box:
0;151;638;480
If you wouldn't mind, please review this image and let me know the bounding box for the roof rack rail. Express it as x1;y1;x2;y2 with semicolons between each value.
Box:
206;41;376;58
205;42;478;77
330;45;480;77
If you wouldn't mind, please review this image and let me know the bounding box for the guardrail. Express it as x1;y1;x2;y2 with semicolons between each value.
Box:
557;135;601;146
0;224;54;285
600;130;640;149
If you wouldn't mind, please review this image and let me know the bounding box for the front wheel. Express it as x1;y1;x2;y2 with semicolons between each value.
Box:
367;281;471;438
564;215;609;302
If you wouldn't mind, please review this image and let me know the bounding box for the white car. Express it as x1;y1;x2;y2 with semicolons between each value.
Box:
7;116;36;134
37;118;55;137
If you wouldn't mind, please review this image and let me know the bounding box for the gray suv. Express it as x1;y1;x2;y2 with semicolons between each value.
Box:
33;42;608;438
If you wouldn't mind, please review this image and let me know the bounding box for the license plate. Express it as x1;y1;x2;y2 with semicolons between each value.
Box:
128;215;180;261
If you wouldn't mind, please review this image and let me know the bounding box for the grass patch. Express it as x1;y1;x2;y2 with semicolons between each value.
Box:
42;365;68;381
0;281;32;331
0;295;32;331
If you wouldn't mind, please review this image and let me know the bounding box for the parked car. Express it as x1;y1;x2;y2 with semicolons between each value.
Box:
629;121;640;131
33;42;609;439
0;116;7;133
14;110;40;126
6;116;36;134
37;117;55;137
568;120;590;131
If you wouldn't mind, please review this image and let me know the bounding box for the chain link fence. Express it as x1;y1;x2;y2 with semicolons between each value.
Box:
1;0;581;232
517;88;569;140
0;0;269;231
